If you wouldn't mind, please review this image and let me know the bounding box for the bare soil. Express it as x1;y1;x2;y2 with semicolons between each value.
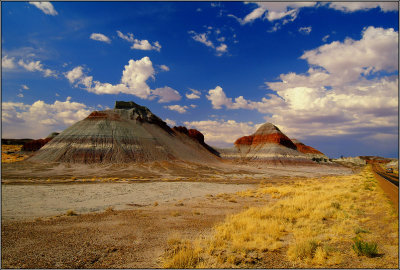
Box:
1;188;273;268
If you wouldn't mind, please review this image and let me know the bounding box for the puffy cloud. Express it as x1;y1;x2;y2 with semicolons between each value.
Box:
164;105;189;114
298;26;312;35
300;27;398;84
65;57;180;102
120;57;155;98
2;98;92;139
18;59;56;77
183;119;261;146
216;43;228;52
2;55;16;69
322;34;330;42
328;2;398;12
90;33;111;44
29;2;58;16
21;84;29;90
231;2;316;25
17;93;24;98
189;104;197;108
159;64;170;71
206;86;285;112
66;57;154;98
204;27;398;143
206;86;233;109
165;118;177;127
230;2;396;29
188;30;228;56
186;88;201;99
152;86;182;103
117;31;161;51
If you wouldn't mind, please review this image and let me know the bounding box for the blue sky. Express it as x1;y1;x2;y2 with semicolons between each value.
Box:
2;1;399;158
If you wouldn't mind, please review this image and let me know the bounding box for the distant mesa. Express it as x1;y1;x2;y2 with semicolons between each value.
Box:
21;132;59;152
28;101;220;164
216;122;327;164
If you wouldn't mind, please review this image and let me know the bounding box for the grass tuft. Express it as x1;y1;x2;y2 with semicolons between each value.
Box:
352;238;378;257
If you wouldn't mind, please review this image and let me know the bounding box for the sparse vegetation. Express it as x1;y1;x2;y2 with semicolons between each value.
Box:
162;165;398;268
1;145;28;163
352;237;378;257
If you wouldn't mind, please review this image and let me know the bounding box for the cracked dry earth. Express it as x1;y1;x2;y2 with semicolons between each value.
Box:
1;186;274;269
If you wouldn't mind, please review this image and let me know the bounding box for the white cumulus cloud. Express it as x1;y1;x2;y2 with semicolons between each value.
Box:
186;88;201;99
165;118;177;127
90;33;111;44
328;2;398;12
2;98;92;139
183;119;262;146
188;30;228;56
2;55;16;69
152;86;182;103
18;59;56;77
117;30;161;51
164;105;189;114
29;2;58;16
65;57;181;102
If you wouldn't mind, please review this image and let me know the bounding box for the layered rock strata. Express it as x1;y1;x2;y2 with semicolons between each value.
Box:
291;139;327;159
216;123;325;164
28;101;220;164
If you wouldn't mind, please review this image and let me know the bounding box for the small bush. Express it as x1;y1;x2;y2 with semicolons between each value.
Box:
154;201;159;206
352;238;378;257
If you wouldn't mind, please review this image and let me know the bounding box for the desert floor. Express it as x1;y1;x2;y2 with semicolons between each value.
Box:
2;161;397;268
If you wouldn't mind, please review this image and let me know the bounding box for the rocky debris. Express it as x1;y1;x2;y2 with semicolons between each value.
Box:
28;101;220;164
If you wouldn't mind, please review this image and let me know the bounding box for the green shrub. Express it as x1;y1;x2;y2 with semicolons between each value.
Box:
352;238;378;257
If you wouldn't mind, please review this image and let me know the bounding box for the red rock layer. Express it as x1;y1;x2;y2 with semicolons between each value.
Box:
235;133;297;150
173;126;219;156
294;143;324;155
22;138;52;151
173;126;205;144
87;111;121;121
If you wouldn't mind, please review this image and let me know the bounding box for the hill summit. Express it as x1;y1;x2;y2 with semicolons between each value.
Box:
216;122;326;163
29;101;219;164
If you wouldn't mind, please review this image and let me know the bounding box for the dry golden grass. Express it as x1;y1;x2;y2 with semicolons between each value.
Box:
162;165;398;268
1;145;28;163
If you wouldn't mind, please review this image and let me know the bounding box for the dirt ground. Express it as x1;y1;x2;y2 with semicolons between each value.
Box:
1;159;357;268
1;186;276;268
1;182;254;221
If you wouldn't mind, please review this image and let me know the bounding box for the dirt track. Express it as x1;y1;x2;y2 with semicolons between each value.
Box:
372;164;399;211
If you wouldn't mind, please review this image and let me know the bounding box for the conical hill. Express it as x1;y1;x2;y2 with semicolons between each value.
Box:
28;101;219;164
